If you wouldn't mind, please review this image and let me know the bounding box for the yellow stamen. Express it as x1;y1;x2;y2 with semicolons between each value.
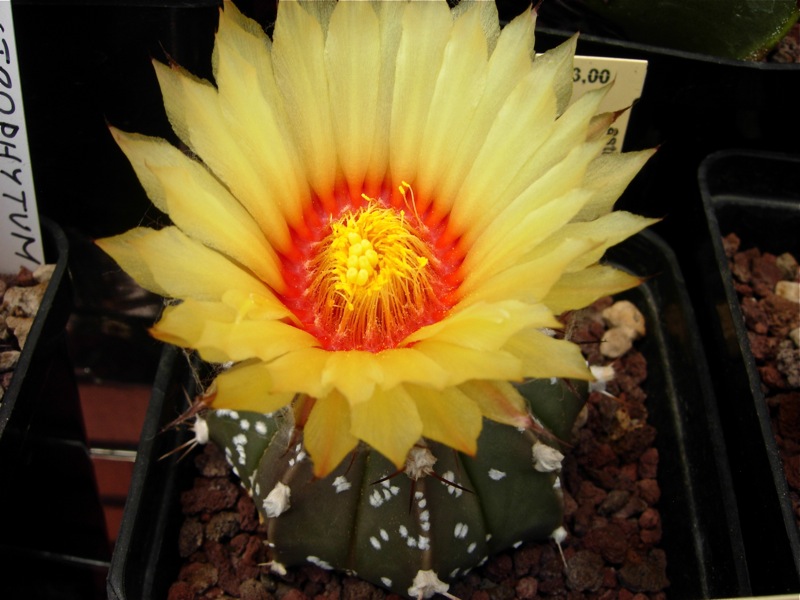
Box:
308;200;436;351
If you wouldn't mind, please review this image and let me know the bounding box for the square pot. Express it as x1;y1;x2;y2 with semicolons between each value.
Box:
697;149;800;594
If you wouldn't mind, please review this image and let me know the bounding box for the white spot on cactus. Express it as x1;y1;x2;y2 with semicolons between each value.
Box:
420;510;430;523
441;471;463;497
263;482;291;518
415;491;424;500
240;419;250;431
229;411;240;420
307;556;332;570
553;478;562;489
296;451;307;462
549;377;557;385
467;542;477;553
421;522;430;532
418;498;427;509
289;458;296;467
382;488;392;501
255;421;267;435
332;476;351;493
369;489;384;508
380;528;389;541
192;417;209;445
370;536;381;550
513;540;523;548
408;570;451;599
478;556;488;566
232;433;247;446
418;536;430;550
454;523;468;539
488;468;506;481
254;482;260;496
449;568;459;578
269;561;287;576
381;577;392;588
485;534;492;542
407;537;417;548
295;443;303;453
399;525;408;538
532;442;564;473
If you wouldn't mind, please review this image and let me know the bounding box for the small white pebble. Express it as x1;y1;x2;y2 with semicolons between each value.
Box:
600;326;634;358
775;280;800;304
602;300;646;338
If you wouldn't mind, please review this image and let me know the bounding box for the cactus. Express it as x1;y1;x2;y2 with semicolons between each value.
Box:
189;377;586;597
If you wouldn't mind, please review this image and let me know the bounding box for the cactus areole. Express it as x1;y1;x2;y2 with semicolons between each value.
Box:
96;0;654;595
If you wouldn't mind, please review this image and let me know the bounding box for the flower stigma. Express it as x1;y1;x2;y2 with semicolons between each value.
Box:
306;193;445;353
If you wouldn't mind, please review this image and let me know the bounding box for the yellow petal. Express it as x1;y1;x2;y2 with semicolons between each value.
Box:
272;0;337;202
432;6;536;207
415;3;488;212
364;0;404;192
211;360;296;413
413;340;523;385
543;265;642;314
459;380;531;428
462;185;594;288
575;148;657;221
153;60;294;252
325;0;380;192
321;351;384;406
148;162;284;290
460;238;600;307
349;386;423;469
405;300;556;350
267;347;333;398
408;384;482;455
558;212;659;272
505;330;593;380
152;299;318;363
214;2;309;230
373;348;450;391
96;226;266;301
448;66;557;237
530;33;578;116
305;391;359;478
389;0;452;185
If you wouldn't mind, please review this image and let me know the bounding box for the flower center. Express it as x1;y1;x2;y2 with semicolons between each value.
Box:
307;199;440;351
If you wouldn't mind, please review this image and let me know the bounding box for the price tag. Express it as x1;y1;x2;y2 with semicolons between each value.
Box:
0;1;44;274
570;55;648;154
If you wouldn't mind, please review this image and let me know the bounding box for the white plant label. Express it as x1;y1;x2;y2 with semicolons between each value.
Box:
570;55;648;154
0;1;44;274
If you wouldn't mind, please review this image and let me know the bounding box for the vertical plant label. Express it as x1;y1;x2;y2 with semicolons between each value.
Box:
0;1;43;274
570;56;648;154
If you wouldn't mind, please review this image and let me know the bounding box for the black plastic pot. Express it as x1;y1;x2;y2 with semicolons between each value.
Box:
697;149;800;594
109;229;748;599
0;219;110;599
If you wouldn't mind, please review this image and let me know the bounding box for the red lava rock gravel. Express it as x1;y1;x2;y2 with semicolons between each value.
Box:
168;297;669;599
724;233;800;529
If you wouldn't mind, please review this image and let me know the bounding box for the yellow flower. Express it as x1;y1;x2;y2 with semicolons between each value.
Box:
98;0;655;478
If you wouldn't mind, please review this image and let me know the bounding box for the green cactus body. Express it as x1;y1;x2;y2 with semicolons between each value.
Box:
196;378;586;597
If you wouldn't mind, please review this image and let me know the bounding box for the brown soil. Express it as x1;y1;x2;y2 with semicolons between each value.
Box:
168;297;668;600
723;233;800;528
